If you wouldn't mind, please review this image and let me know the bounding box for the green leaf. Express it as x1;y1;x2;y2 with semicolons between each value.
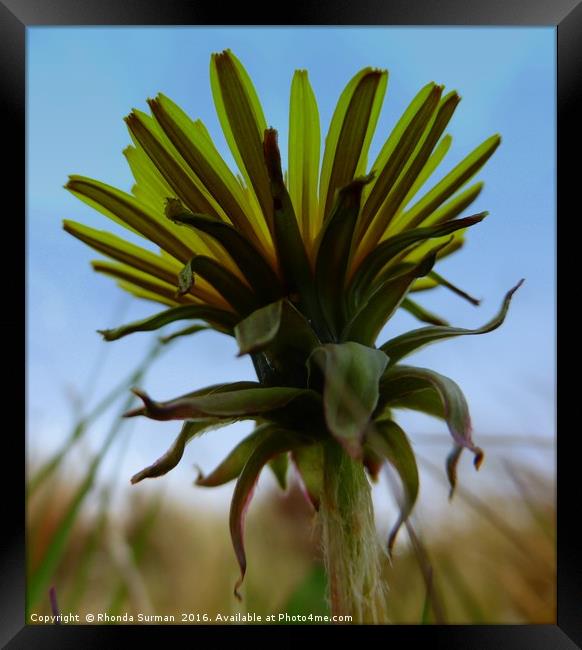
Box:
166;201;281;302
288;70;321;242
263;129;324;330
307;342;389;458
357;83;441;239
344;242;446;345
210;50;273;233
291;443;324;511
380;280;523;364
148;93;266;251
178;255;260;316
125;110;219;217
380;364;484;476
400;298;449;326
348;213;486;311
195;425;270;487
319;68;387;220
315;174;375;338
98;304;237;341
131;419;222;484
366;419;419;552
65;175;194;262
395;134;501;231
125;385;320;422
230;427;299;599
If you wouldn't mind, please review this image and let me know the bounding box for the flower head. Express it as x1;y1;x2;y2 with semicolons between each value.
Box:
64;50;521;599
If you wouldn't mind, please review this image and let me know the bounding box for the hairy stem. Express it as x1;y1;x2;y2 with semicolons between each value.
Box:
319;441;389;623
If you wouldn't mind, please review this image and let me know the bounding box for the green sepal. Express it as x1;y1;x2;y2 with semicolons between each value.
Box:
230;427;301;599
263;128;325;333
307;342;389;459
379;365;484;486
343;241;447;346
291;443;324;511
124;384;321;423
130;419;226;484
349;213;486;312
195;425;270;487
315;174;374;338
366;419;419;553
380;280;523;365
235;299;320;387
98;304;238;341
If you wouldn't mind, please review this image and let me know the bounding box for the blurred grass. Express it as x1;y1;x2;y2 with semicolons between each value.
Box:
27;459;555;624
26;341;555;625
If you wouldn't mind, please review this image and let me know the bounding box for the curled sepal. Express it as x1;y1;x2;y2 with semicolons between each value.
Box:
124;385;318;422
195;425;271;487
291;443;324;511
380;365;484;469
380;280;524;365
131;419;222;484
98;304;237;341
307;342;389;459
230;428;299;600
446;444;464;500
366;420;419;554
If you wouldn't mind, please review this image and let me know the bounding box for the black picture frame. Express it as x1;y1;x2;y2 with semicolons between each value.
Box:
7;0;574;646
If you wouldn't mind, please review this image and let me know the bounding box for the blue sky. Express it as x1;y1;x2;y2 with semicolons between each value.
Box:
27;27;555;517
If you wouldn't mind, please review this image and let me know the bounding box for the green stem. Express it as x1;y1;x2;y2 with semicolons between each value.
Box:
320;441;389;623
